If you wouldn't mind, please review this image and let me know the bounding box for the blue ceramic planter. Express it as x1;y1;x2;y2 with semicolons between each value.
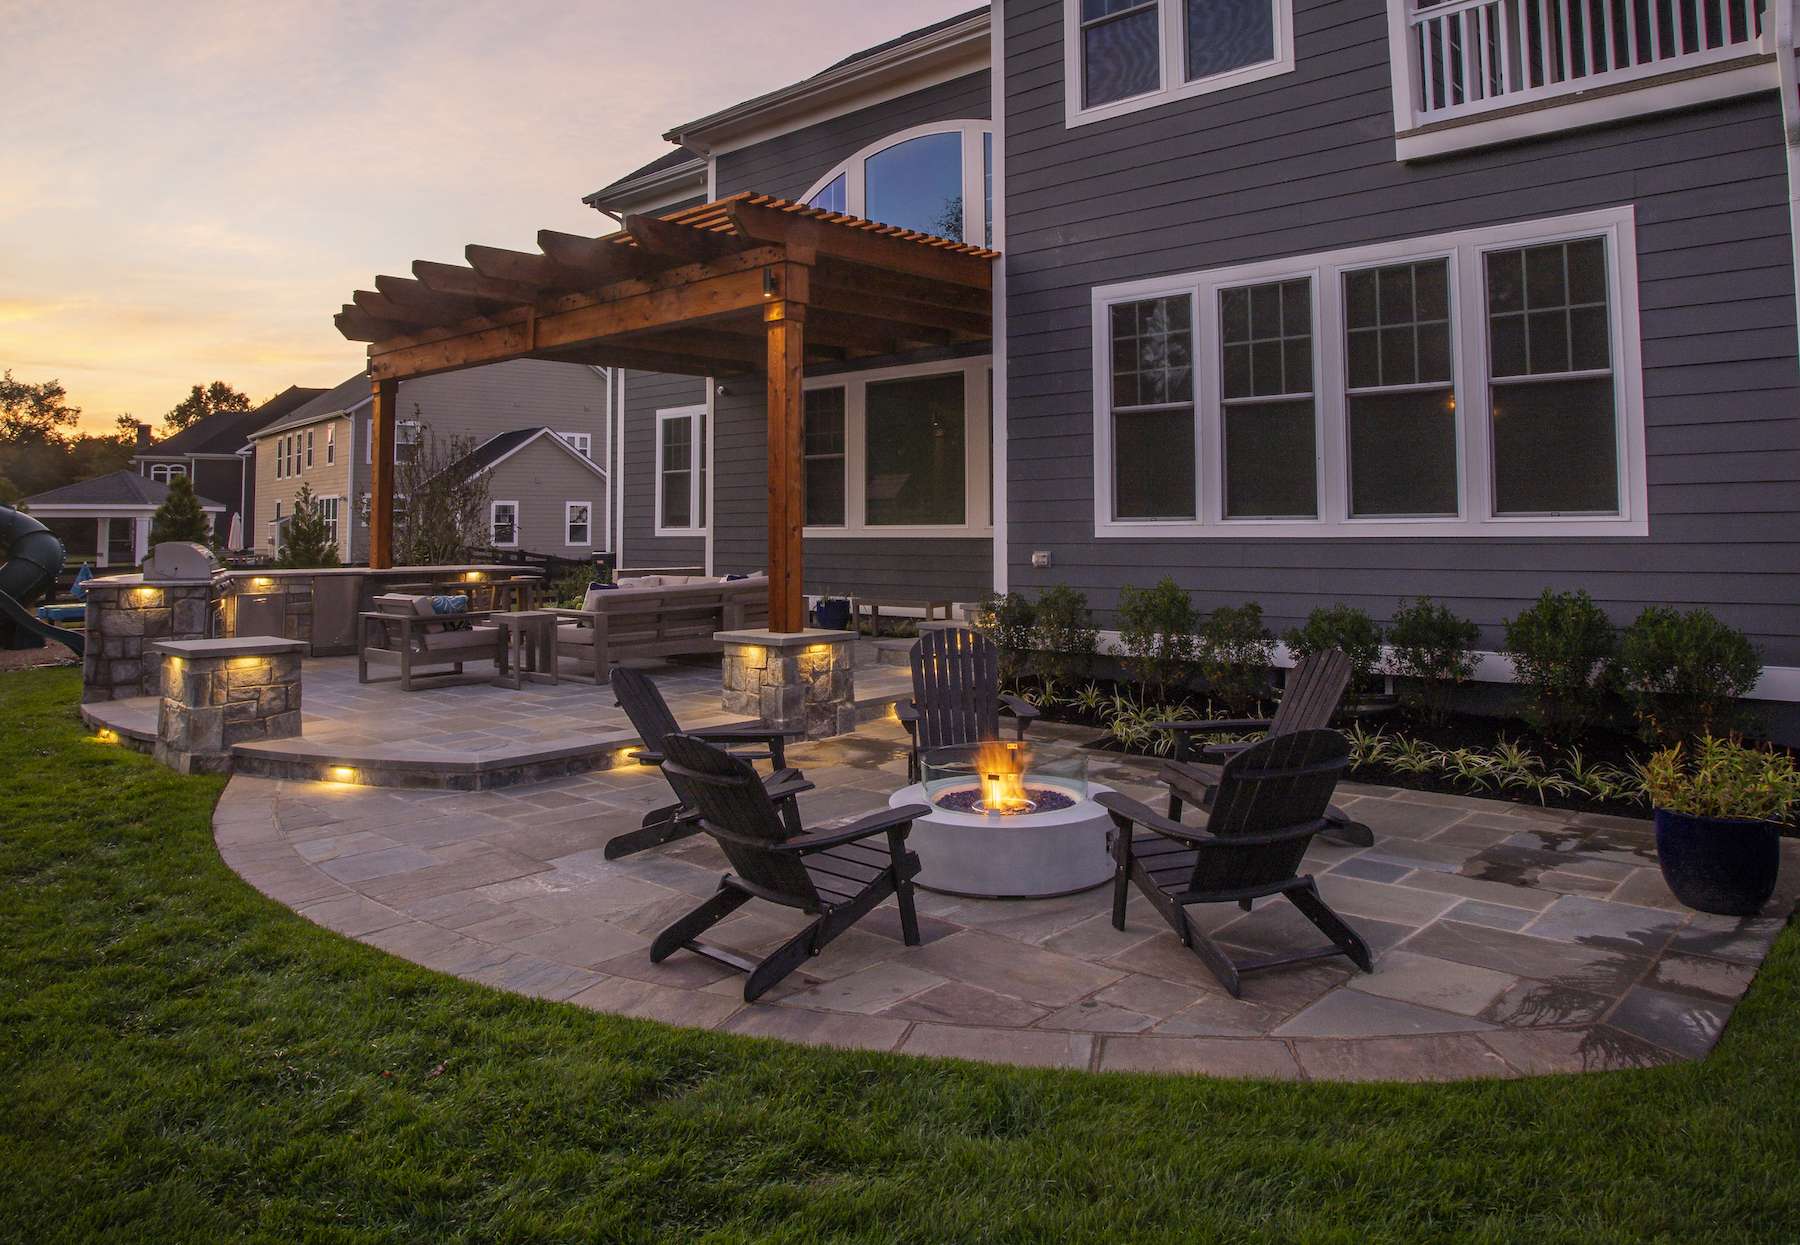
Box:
1654;809;1780;916
813;599;851;631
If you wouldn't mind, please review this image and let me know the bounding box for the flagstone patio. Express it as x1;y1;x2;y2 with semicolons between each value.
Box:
212;714;1799;1081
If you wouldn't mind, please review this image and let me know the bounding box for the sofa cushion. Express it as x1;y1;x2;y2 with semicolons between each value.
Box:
581;584;619;611
420;625;501;653
615;576;660;589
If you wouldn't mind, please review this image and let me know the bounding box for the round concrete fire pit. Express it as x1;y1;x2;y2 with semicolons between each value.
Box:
889;742;1115;899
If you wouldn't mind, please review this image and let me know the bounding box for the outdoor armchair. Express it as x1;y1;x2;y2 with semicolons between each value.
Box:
897;627;1039;783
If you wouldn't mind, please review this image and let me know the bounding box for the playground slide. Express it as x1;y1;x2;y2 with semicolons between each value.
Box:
0;502;85;657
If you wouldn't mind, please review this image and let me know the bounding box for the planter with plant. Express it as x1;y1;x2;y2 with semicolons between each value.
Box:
1284;604;1389;714
812;593;852;632
1642;736;1798;915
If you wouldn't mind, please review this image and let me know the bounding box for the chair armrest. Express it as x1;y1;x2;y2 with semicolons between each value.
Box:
1093;791;1217;848
688;724;808;745
1146;718;1272;735
762;774;816;803
779;803;928;853
894;701;919;737
999;694;1041;724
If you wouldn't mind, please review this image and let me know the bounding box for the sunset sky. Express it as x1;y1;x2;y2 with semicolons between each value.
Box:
0;0;974;432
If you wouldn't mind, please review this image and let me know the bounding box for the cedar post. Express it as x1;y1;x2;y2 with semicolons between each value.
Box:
369;377;398;569
764;264;809;633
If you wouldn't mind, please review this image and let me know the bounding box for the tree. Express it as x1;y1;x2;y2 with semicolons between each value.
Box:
0;371;81;444
390;419;492;565
63;415;139;483
162;381;251;436
277;484;341;569
0;475;19;506
148;474;213;549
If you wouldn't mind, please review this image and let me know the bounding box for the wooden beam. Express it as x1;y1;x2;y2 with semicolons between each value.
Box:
615;326;769;368
374;274;484;323
537;230;661;284
624;213;745;264
352;289;433;328
413;259;539;305
765;295;807;634
726;198;993;290
537;342;760;377
466;243;586;291
335;305;390;342
370;265;770;381
369;378;398;569
813;256;991;315
810;283;990;339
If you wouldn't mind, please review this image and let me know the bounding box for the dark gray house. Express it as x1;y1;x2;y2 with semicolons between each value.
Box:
585;0;1800;714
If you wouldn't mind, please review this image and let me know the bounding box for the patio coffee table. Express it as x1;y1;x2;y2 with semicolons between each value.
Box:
491;610;560;689
887;740;1114;899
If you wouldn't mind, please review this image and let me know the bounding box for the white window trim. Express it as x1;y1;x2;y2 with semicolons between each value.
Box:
1385;0;1778;161
149;463;187;484
798;120;993;246
802;356;994;540
654;405;707;537
558;430;592;458
316;494;341;552
565;500;593;548
1091;206;1647;539
326;424;335;465
1063;0;1296;129
305;429;314;469
490;499;519;548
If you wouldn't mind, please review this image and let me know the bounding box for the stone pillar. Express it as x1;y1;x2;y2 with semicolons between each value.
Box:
81;577;215;703
717;627;857;740
151;637;305;775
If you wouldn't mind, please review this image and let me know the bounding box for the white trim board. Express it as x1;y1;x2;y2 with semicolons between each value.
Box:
1085;632;1800;705
1091;206;1649;540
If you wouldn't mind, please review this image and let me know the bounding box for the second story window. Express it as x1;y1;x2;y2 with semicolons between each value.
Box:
802;122;993;246
1066;0;1294;125
305;430;314;469
558;431;592;458
326;425;335;465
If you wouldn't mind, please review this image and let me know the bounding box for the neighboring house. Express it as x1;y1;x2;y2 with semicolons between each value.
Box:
246;360;612;562
580;0;1800;712
20;471;228;568
133;385;325;548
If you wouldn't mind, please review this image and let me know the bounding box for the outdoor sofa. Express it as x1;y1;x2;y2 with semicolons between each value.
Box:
552;573;769;683
357;593;505;691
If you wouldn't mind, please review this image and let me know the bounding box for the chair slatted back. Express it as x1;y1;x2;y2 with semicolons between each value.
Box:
1190;729;1349;893
1266;648;1352;737
909;628;1000;752
611;666;682;756
659;734;819;906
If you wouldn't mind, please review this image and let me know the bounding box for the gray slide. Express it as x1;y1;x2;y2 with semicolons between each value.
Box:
0;503;85;657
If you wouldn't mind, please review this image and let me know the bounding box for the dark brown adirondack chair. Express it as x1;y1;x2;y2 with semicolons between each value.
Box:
1151;648;1373;847
896;628;1039;783
604;665;808;859
651;733;927;1001
1097;729;1372;997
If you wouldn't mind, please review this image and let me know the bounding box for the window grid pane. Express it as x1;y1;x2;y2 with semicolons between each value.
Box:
864;373;966;526
1110;294;1196;520
661;417;694;529
1083;1;1160;106
1186;0;1276;81
804;388;847;527
1220;278;1315;518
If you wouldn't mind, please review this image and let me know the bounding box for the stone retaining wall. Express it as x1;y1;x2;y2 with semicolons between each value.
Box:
81;580;214;702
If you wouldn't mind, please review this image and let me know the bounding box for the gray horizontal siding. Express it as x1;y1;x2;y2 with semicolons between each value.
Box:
620;369;706;570
999;0;1800;665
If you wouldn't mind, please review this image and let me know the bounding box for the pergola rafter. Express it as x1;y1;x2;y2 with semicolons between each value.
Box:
338;191;998;633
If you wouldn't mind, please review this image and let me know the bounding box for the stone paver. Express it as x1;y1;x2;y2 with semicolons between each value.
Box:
211;711;1798;1081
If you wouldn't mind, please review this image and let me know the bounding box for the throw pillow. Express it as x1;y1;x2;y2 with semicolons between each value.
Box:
430;594;472;631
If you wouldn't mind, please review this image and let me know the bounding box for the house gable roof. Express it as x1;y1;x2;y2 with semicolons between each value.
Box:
140;384;328;458
251;372;372;439
585;147;707;211
22;469;227;511
443;427;609;485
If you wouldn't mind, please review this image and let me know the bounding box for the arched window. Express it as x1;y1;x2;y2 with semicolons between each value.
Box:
149;463;186;484
801;121;994;248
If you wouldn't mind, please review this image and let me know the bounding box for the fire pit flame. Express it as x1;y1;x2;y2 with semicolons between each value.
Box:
975;740;1035;815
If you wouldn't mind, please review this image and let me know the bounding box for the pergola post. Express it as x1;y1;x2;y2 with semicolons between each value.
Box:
764;266;809;633
369;377;398;569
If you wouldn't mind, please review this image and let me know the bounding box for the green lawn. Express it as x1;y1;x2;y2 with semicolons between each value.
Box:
3;666;1798;1244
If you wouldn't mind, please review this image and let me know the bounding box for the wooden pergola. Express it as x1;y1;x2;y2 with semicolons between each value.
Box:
337;193;998;632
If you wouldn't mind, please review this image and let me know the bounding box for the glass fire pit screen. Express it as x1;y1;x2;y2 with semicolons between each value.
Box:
920;741;1089;816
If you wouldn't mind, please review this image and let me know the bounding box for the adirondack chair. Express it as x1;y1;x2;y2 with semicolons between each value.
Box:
603;665;809;859
651;733;928;1002
896;628;1040;783
1096;729;1373;997
1151;648;1373;847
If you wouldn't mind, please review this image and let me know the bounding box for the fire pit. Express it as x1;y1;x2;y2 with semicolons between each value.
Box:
887;741;1115;899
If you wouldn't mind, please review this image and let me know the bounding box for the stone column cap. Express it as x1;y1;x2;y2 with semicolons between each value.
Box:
715;627;857;649
152;637;307;659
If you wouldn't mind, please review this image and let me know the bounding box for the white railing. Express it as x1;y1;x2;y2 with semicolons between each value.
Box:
1409;0;1768;122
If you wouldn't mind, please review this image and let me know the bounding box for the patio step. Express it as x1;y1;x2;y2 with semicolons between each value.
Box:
874;638;916;667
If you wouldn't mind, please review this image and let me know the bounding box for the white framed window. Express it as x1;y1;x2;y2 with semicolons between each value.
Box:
1064;0;1295;128
558;431;592;458
148;463;187;484
305;430;314;469
565;501;593;547
273;439;283;480
655;406;707;535
270;500;284;552
490;500;518;548
802;357;993;539
326;424;335;465
1091;206;1646;539
799;121;993;246
317;495;340;547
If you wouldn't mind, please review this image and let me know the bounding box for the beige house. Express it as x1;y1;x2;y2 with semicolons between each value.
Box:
248;361;611;562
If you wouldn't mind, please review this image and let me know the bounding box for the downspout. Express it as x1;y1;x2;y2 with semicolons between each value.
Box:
344;414;357;563
989;4;1008;598
613;368;627;569
1777;0;1800;366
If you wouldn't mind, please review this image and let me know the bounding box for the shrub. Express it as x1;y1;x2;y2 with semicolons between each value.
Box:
1386;596;1480;723
275;484;340;569
1502;589;1616;742
1031;585;1098;684
1615;607;1761;745
1642;737;1800;823
971;591;1037;686
1283;604;1384;697
1198;602;1275;714
548;568;593;609
1116;577;1199;702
